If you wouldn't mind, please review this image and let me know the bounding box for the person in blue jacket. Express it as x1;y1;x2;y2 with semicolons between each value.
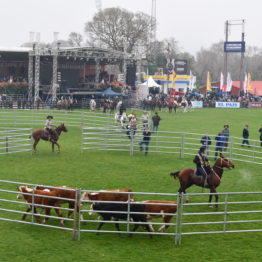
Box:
214;131;226;160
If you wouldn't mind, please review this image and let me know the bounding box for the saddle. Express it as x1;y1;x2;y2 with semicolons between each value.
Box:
193;169;210;187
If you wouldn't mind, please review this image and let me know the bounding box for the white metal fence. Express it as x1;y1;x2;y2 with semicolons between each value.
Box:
0;110;118;128
1;180;262;244
82;127;262;165
0;127;31;154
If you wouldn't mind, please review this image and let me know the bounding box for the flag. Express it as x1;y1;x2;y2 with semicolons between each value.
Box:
247;73;252;92
243;73;248;93
172;70;176;89
206;72;212;92
226;72;232;92
189;71;196;90
220;72;224;91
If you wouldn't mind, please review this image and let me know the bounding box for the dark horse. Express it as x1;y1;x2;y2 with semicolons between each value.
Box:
31;123;68;153
170;155;235;207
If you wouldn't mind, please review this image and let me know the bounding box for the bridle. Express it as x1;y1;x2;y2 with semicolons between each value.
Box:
214;157;232;170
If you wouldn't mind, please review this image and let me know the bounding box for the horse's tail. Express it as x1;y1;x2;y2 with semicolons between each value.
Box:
170;171;180;179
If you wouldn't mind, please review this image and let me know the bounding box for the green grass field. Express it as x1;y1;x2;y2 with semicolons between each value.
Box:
0;108;261;262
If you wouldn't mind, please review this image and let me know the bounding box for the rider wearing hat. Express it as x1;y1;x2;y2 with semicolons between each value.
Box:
45;115;56;142
193;146;211;186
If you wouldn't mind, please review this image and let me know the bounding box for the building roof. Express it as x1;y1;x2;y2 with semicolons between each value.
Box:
0;46;31;52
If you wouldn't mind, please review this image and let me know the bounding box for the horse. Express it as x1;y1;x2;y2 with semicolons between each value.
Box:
30;123;68;153
170;155;235;208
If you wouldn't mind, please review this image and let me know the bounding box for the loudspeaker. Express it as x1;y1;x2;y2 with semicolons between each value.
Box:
126;63;136;87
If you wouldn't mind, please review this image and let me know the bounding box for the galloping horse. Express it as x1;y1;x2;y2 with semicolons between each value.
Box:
170;155;235;207
31;123;68;153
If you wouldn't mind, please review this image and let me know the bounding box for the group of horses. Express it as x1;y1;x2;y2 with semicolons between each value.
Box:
143;96;192;113
57;99;76;110
101;99;119;113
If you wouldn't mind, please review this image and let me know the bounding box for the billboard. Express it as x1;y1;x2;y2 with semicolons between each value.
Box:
174;59;188;75
191;101;203;108
250;102;262;108
224;41;245;53
215;102;240;108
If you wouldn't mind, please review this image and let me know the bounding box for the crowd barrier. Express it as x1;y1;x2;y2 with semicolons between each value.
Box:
0;180;261;244
0;128;31;155
82;127;262;165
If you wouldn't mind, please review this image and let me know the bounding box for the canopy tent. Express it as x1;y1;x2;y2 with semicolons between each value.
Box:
141;76;161;88
101;87;122;96
140;76;161;87
137;76;161;100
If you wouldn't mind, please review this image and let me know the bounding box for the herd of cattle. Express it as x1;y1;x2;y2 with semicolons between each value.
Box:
17;185;177;235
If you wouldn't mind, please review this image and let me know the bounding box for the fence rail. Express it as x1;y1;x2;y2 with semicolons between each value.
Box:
0;180;262;244
0;109;118;128
0;127;31;154
82;127;262;165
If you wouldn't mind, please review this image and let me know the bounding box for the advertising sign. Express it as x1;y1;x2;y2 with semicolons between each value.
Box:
250;102;262;108
224;41;245;53
191;101;203;108
174;59;188;75
215;102;240;108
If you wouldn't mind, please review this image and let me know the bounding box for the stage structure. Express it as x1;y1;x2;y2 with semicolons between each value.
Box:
28;44;135;102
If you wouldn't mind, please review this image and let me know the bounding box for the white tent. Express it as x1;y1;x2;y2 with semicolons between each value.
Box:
137;76;161;100
140;76;161;88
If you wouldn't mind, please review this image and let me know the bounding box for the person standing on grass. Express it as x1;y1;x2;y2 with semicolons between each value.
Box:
223;125;230;151
259;125;262;147
141;111;149;128
139;127;151;155
214;131;226;160
200;133;211;156
152;112;161;132
242;125;250;147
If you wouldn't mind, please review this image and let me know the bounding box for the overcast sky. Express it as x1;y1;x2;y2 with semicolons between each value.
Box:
1;0;261;55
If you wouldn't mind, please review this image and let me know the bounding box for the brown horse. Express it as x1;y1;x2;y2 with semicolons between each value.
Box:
31;123;68;153
170;155;235;207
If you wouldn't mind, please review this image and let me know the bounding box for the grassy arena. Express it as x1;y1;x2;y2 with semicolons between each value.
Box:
0;108;261;262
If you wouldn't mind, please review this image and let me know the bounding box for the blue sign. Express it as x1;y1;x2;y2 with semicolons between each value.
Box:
215;102;240;108
224;41;245;53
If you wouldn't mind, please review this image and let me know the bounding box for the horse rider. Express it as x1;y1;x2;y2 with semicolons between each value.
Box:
44;115;56;142
193;146;211;186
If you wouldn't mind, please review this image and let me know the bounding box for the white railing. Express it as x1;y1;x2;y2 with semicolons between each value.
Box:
0;110;116;128
82;127;262;165
1;180;262;244
0;127;31;154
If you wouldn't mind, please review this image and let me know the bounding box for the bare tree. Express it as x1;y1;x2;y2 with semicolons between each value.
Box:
68;32;83;47
85;7;153;54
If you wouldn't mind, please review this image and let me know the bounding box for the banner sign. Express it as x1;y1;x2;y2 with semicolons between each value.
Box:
215;102;240;108
250;102;262;108
174;59;188;75
224;41;245;53
191;101;203;108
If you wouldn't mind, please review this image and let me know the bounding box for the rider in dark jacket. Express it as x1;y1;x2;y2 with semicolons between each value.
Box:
193;146;211;186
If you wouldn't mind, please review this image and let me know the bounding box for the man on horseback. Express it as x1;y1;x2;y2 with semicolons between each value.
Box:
193;146;211;186
44;115;56;142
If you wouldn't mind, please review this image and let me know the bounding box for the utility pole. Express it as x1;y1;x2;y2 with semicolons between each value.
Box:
239;20;245;96
223;21;229;86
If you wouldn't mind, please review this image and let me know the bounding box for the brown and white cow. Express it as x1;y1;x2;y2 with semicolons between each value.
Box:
17;186;64;226
36;185;77;218
143;200;177;232
81;189;134;203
